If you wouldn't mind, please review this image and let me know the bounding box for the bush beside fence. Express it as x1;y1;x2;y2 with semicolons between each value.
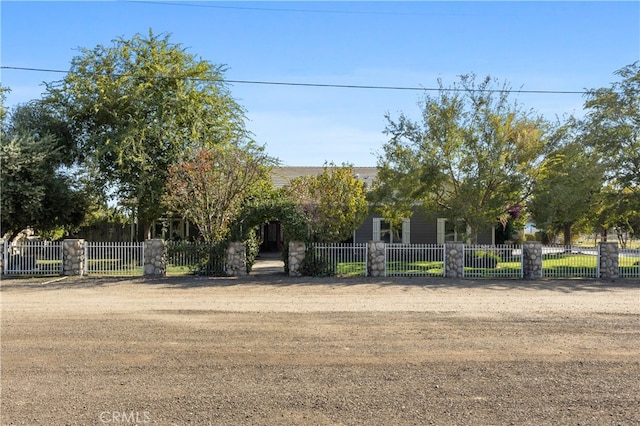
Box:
165;241;227;276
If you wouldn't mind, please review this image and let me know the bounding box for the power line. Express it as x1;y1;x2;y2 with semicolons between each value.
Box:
123;0;502;17
1;65;589;95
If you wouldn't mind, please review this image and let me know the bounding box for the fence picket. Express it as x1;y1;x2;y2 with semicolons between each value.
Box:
1;239;638;279
619;247;640;278
463;244;523;278
541;245;598;278
307;243;368;277
385;244;444;277
165;241;227;276
85;241;144;276
1;240;63;276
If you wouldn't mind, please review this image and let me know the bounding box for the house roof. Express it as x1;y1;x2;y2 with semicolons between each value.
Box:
272;166;378;188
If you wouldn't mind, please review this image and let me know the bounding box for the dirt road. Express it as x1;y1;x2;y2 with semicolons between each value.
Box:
1;275;639;425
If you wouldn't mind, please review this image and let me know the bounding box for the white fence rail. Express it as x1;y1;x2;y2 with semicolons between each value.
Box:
2;240;63;275
385;244;444;277
84;242;144;276
306;243;368;276
165;241;227;276
463;244;523;278
541;245;599;278
2;239;638;279
619;248;640;278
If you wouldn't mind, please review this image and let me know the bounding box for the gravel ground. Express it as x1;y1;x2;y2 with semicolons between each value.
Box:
1;274;639;425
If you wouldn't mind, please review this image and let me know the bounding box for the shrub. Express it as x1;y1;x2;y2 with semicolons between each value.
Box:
465;249;501;269
244;232;261;274
300;247;335;277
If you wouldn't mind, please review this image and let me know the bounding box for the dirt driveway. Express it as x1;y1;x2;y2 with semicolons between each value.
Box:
1;275;639;425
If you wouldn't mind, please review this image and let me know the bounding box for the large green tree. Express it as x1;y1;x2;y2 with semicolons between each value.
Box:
588;186;639;248
528;130;604;246
583;62;640;193
283;163;368;243
581;62;640;243
164;143;276;244
1;96;89;241
45;30;248;239
372;74;549;242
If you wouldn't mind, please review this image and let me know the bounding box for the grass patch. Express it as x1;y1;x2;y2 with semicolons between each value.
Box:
384;260;444;277
542;253;597;277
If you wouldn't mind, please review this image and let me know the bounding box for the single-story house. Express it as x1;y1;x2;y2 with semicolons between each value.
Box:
266;167;495;250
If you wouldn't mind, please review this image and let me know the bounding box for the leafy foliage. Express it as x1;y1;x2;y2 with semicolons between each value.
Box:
0;134;88;241
231;196;309;242
1;92;89;242
580;62;640;244
583;62;640;192
283;163;368;243
164;143;275;244
529;127;605;246
589;186;639;248
372;74;549;242
300;246;336;277
45;30;248;238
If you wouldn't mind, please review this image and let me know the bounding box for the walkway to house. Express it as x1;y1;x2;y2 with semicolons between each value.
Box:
251;251;285;276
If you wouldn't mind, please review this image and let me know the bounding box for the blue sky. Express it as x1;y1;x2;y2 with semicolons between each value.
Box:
2;1;639;166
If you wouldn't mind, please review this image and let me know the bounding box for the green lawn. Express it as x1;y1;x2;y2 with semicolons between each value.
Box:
335;262;367;277
464;259;522;278
386;260;444;277
542;253;598;277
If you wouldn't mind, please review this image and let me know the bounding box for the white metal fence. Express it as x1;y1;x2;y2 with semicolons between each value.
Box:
463;244;523;278
84;242;144;276
165;241;227;276
1;240;63;275
619;248;640;278
306;243;368;276
385;244;444;277
541;245;599;278
2;239;638;279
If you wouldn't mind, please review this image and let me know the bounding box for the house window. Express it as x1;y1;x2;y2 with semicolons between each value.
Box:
437;218;467;244
373;218;410;244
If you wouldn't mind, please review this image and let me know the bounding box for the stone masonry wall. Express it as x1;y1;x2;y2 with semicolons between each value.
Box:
599;242;619;280
226;242;248;276
63;239;85;276
445;242;464;278
522;241;543;280
288;241;305;277
143;239;166;277
368;241;386;277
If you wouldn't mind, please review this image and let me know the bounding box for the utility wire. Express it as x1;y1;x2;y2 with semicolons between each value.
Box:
1;65;589;95
123;0;502;17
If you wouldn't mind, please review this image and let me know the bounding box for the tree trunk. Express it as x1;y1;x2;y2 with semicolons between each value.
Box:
136;220;152;241
563;223;572;247
601;227;607;242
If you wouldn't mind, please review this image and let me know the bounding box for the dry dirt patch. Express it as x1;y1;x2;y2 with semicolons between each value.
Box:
1;276;639;425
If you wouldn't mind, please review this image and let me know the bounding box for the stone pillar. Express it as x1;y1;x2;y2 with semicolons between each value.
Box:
143;239;166;277
598;242;619;280
63;239;86;276
225;242;248;276
288;241;305;277
522;241;543;280
367;241;386;277
445;242;464;278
